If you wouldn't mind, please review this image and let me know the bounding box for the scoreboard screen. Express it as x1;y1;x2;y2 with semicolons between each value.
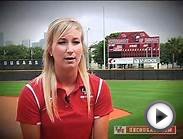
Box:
108;31;160;58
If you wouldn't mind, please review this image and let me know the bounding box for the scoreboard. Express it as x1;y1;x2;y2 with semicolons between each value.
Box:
108;31;160;64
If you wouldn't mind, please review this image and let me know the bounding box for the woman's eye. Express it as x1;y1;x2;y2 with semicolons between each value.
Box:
73;41;80;44
58;41;66;45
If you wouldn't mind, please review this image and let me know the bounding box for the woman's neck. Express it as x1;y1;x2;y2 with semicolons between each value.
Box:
55;67;78;86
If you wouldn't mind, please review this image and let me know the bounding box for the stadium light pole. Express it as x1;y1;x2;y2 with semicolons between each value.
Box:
103;6;106;69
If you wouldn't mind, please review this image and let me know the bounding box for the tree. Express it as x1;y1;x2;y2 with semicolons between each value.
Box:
166;37;183;68
176;37;183;67
0;45;43;60
91;32;120;68
92;41;104;68
31;47;43;59
160;43;171;68
0;45;29;60
160;36;183;68
167;38;179;68
0;46;6;60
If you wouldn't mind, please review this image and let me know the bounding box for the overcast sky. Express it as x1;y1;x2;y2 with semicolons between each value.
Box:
0;1;183;45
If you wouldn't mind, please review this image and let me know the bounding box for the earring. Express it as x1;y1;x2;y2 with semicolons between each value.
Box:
50;53;53;57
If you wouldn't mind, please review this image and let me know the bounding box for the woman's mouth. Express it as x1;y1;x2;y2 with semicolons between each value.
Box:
64;57;76;62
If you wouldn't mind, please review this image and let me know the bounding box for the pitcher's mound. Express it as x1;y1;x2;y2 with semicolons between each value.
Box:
110;108;131;120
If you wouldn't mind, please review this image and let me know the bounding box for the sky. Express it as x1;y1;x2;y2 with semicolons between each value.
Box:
0;1;183;46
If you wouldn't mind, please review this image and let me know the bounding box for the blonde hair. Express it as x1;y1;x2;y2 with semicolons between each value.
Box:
41;18;91;122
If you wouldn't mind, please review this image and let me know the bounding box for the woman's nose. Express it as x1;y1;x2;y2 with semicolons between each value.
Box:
66;43;74;53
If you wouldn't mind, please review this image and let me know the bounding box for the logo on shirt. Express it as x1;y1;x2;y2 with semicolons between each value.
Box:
81;87;87;94
80;87;93;99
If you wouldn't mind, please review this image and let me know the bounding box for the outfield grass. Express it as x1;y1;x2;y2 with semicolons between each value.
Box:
0;81;27;96
107;80;183;139
0;80;183;139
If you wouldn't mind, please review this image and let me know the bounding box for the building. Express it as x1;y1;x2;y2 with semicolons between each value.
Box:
32;42;40;47
39;38;46;48
22;39;31;47
5;40;14;46
32;32;46;48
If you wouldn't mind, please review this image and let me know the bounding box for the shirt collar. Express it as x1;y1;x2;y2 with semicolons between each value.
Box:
57;72;84;90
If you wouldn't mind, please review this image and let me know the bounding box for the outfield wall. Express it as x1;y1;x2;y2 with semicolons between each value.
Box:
92;69;183;80
0;69;183;81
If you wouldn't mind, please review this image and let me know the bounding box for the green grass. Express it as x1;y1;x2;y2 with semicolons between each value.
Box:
107;80;183;139
0;80;183;139
0;81;27;96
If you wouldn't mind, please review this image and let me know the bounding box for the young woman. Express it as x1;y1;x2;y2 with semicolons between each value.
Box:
16;18;113;139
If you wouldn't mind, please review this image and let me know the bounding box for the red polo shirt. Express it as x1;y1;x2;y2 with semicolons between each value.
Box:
16;73;113;139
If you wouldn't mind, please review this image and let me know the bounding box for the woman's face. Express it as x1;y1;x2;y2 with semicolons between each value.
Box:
51;28;83;70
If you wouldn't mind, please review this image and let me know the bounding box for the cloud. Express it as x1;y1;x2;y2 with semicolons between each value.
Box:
0;1;182;44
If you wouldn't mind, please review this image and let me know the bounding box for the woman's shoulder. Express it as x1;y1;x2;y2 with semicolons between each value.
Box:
89;73;101;82
89;73;107;84
89;74;101;86
20;74;44;108
20;74;44;98
89;73;110;91
28;74;43;88
89;73;108;90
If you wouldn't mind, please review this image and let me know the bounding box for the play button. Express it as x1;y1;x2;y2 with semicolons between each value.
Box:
145;100;176;131
156;108;167;124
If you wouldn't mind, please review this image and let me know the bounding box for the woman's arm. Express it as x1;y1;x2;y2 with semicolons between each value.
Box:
93;114;110;139
20;123;40;139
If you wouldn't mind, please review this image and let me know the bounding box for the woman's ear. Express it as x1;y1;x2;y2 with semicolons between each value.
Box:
48;47;53;57
48;51;53;57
